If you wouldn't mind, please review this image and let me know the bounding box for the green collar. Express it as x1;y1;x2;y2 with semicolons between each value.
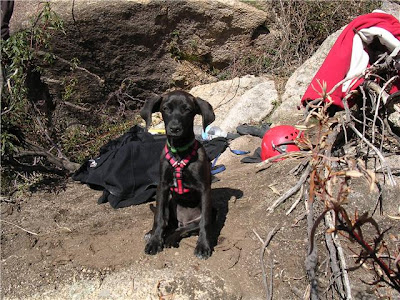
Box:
167;139;195;154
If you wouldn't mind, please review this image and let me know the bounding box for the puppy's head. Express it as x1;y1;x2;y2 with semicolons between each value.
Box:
140;90;215;138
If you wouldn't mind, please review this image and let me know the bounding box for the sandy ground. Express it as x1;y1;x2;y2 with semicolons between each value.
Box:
1;136;400;299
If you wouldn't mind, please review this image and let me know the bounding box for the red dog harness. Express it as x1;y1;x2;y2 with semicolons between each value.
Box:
164;140;199;194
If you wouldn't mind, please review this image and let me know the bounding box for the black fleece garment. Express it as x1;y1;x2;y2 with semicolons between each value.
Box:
73;126;228;208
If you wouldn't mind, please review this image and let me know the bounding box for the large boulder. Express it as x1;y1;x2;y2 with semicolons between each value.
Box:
381;0;400;20
10;0;270;106
190;75;277;132
269;30;342;126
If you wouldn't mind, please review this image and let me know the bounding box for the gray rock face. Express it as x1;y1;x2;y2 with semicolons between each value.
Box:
10;0;270;104
190;76;277;132
381;0;400;20
269;30;342;126
8;0;272;138
389;111;400;131
220;80;276;131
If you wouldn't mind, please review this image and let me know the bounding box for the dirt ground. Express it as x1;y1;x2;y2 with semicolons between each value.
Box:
1;136;400;299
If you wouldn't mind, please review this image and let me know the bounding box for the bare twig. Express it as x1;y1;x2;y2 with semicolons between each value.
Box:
0;196;16;204
257;151;311;170
20;142;79;172
325;211;352;299
370;77;397;143
268;163;311;213
286;185;304;215
305;190;319;300
36;50;104;85
342;98;396;186
253;226;280;300
63;101;91;112
336;215;400;292
1;220;39;236
348;122;395;186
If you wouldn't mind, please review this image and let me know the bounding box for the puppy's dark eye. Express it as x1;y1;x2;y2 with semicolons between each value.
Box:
162;106;170;113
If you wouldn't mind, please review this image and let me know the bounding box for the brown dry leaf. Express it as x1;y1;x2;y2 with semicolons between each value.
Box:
268;184;281;196
326;228;336;234
388;233;398;242
345;170;363;178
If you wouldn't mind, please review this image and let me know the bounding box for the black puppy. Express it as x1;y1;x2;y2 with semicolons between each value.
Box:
140;90;215;259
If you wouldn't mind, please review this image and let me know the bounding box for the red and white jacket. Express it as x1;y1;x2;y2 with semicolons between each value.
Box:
301;11;400;109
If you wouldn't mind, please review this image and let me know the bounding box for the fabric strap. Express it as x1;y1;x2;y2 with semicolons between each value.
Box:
165;140;199;194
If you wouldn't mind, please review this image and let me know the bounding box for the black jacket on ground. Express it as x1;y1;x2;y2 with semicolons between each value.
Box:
72;126;228;208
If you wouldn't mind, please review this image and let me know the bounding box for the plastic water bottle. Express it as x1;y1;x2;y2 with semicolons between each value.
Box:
201;125;227;140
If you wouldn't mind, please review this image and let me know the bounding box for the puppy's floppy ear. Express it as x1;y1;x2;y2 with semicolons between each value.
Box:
140;95;163;129
194;97;215;130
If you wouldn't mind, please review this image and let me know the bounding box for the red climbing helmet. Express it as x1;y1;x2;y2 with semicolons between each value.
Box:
261;125;303;161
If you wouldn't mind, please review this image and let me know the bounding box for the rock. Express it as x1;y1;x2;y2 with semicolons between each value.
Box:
190;75;278;132
220;81;277;131
10;0;270;104
269;30;342;126
381;0;400;20
26;267;239;300
8;0;272;136
218;135;261;166
388;111;400;131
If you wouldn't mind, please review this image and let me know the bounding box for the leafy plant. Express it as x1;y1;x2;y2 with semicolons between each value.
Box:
1;2;64;156
1;2;66;195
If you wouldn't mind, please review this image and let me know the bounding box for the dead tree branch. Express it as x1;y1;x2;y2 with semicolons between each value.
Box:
305;187;319;300
36;50;104;85
267;163;312;213
20;142;80;172
253;227;280;300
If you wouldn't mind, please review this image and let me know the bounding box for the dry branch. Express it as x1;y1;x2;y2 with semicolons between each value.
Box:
267;164;312;213
272;49;400;297
325;211;352;299
1;220;39;236
36;50;104;85
253;227;280;300
285;185;304;215
20;142;80;172
305;188;319;300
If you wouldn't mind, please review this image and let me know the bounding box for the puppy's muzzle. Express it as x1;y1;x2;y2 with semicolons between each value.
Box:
167;123;183;136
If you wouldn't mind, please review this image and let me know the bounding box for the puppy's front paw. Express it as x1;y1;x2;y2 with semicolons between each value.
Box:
144;238;164;255
194;242;212;259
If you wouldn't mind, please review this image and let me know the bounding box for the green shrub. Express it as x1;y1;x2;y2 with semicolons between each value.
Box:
1;2;64;195
1;2;64;157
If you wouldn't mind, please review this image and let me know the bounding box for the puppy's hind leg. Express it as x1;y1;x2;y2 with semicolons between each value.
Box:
164;222;200;248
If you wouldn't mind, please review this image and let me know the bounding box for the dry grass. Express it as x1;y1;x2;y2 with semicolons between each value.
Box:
235;0;381;77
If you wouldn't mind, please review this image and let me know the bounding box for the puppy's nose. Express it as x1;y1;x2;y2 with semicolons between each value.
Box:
169;125;181;134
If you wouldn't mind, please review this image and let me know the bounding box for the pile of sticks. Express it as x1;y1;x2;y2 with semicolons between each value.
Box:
257;52;400;298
